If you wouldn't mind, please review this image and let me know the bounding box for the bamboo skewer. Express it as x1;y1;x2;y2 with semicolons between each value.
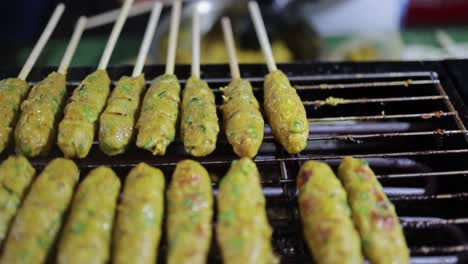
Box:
58;16;87;74
132;1;163;77
221;17;241;80
86;1;154;29
18;3;65;80
98;0;134;70
165;0;182;75
191;9;201;78
247;1;277;73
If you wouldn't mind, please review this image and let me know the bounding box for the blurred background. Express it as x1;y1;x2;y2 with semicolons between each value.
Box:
3;0;468;67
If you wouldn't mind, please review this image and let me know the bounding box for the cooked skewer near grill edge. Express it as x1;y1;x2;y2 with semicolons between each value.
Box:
0;158;79;264
248;1;308;154
180;10;219;157
99;2;163;156
0;156;36;246
57;166;120;264
58;0;133;159
217;158;278;264
113;163;165;264
220;18;264;158
297;160;363;264
0;4;65;155
136;0;182;155
166;160;213;264
338;157;409;264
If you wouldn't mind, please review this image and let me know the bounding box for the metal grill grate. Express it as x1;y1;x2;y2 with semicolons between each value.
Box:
1;62;468;263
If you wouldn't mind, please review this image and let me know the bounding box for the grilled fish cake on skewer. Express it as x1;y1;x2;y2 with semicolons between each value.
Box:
58;70;111;158
99;74;145;155
263;70;308;154
180;77;219;157
338;157;409;264
217;158;278;264
57;166;120;264
136;74;180;155
221;79;264;158
0;155;35;245
248;2;308;154
135;1;179;156
298;160;363;264
0;158;78;264
15;72;67;157
113;163;165;264
167;160;213;264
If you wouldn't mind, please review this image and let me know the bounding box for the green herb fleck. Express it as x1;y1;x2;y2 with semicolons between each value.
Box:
71;222;86;234
157;91;167;98
190;97;201;103
219;210;236;223
289;120;305;133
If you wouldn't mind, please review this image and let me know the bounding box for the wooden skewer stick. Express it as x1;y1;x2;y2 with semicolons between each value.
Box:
221;17;241;80
98;0;134;70
58;16;87;75
191;9;201;78
247;1;277;73
86;1;154;29
18;3;65;80
165;0;182;75
132;1;163;77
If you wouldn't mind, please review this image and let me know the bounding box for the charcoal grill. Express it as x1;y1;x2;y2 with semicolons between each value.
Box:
1;61;468;263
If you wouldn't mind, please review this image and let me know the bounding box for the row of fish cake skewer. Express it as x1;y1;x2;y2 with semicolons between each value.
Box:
0;154;408;264
0;0;308;160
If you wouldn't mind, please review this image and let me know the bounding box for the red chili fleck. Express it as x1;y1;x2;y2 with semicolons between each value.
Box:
298;170;313;187
355;166;372;181
372;187;386;202
177;174;200;186
371;211;395;230
300;198;316;214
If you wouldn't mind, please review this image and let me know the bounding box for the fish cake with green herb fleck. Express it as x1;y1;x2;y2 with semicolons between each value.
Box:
180;77;219;157
113;163;165;264
57;166;120;264
0;158;78;264
263;70;308;154
136;74;180;155
0;155;36;245
0;78;30;153
99;74;145;156
338;157;409;264
220;79;264;158
14;72;66;157
167;160;213;264
298;160;363;264
217;158;278;264
58;70;111;159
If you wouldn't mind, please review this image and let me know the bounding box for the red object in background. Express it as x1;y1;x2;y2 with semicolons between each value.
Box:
406;0;468;26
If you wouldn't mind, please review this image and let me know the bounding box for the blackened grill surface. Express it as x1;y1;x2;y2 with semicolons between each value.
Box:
1;61;468;263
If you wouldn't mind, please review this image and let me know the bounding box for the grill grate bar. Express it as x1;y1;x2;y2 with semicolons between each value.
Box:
390;192;468;202
295;79;439;90
410;245;468;254
306;130;468;141
401;218;468;228
308;111;454;122
303;95;448;106
376;170;468;179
